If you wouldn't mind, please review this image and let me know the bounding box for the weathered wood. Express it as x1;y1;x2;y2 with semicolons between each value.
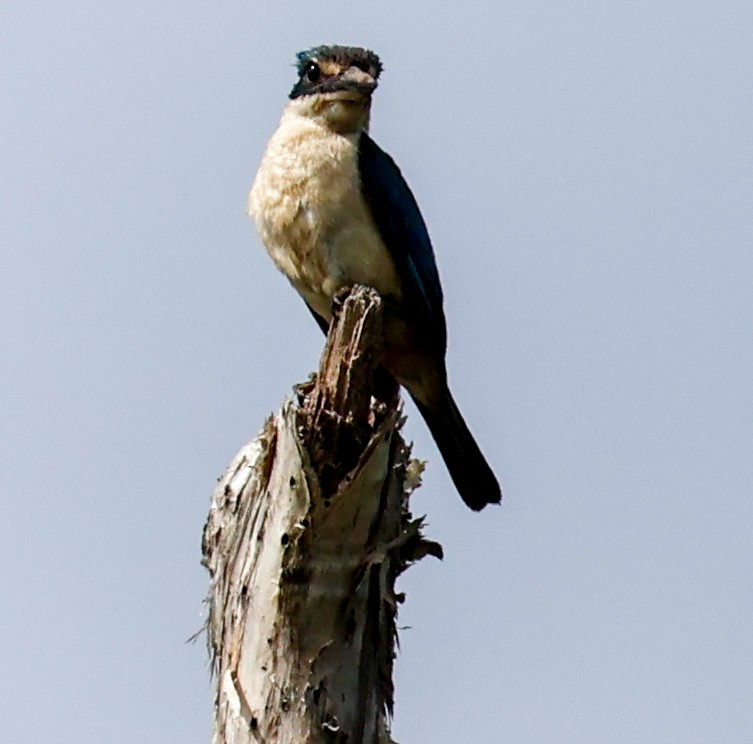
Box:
202;286;441;744
301;286;389;496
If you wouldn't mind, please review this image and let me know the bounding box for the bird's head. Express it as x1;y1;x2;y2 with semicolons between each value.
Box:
287;45;382;133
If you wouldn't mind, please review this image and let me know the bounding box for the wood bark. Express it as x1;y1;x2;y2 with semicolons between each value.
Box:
202;286;441;744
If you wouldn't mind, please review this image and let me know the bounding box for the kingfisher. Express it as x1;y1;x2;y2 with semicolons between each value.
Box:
248;45;501;511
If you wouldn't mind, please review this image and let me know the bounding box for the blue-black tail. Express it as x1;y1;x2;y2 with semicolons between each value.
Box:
414;388;501;511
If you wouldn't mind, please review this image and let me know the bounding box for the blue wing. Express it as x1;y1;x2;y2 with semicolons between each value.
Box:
358;133;447;354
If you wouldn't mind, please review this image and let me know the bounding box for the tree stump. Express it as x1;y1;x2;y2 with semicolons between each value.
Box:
202;285;441;744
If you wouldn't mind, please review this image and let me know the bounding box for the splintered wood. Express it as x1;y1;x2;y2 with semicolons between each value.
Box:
202;286;441;744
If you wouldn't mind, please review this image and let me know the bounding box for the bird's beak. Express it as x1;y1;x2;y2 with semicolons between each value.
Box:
341;66;378;95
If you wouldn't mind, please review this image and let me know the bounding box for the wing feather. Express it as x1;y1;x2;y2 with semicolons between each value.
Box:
358;133;447;354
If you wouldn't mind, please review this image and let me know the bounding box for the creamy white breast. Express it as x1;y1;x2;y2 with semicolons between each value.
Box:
248;108;402;321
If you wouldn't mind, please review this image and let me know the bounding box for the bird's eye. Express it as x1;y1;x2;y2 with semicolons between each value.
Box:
305;62;321;83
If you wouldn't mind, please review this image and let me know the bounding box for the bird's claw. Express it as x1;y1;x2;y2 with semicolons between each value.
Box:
331;285;354;319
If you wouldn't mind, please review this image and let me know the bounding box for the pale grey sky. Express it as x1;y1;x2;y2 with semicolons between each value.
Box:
2;2;752;742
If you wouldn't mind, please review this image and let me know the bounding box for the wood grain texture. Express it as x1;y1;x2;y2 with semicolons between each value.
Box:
202;286;440;744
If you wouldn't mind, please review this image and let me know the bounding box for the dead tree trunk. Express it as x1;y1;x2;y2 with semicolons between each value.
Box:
202;286;441;744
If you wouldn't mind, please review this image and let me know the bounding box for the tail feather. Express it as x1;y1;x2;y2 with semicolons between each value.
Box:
414;388;501;511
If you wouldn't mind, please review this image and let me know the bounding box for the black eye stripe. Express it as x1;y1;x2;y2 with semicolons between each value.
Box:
289;52;381;100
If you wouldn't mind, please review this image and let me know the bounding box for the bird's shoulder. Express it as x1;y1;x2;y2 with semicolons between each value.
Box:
357;133;445;342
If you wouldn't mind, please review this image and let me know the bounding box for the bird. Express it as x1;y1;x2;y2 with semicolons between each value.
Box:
248;45;501;511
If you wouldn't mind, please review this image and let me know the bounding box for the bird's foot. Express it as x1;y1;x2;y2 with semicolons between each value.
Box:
330;285;354;319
